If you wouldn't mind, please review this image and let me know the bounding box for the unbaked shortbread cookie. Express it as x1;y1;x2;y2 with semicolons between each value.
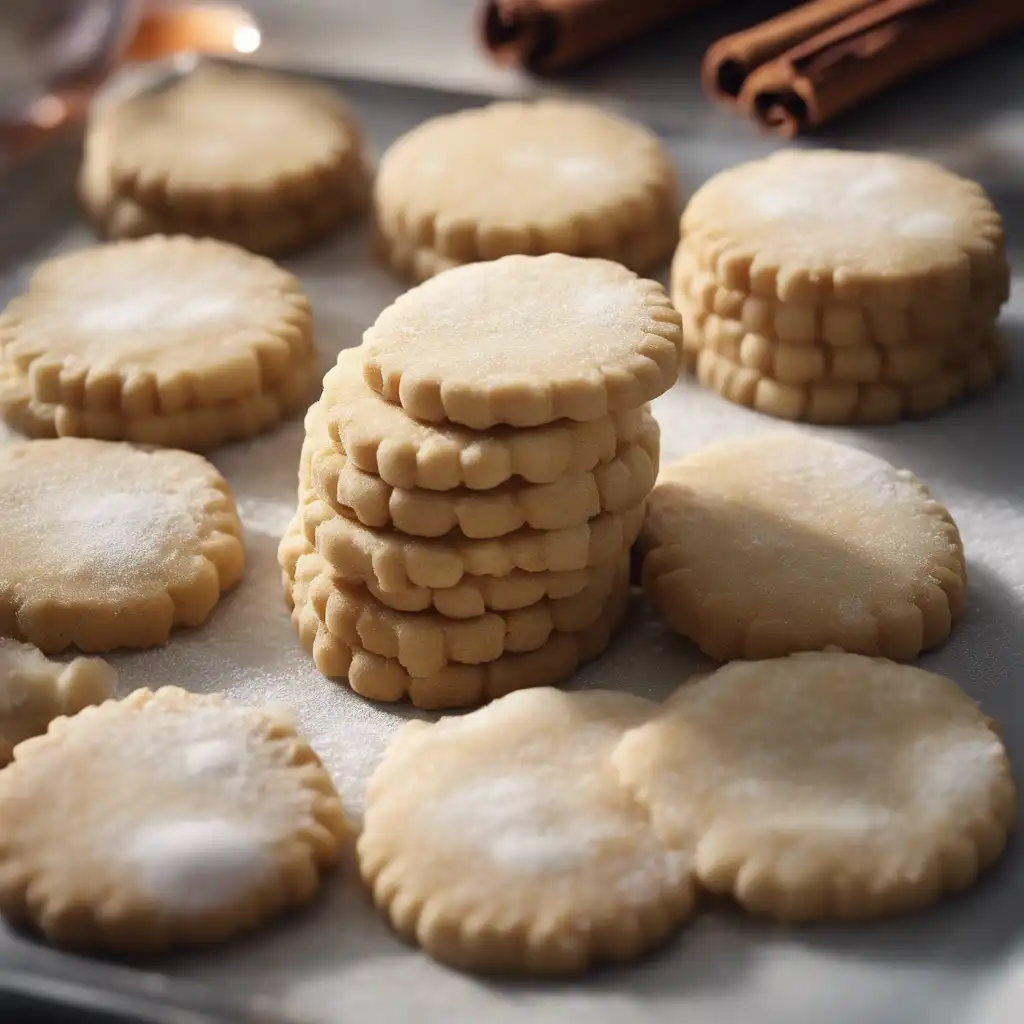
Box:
287;555;631;709
0;352;319;451
358;688;696;973
0;236;313;414
612;653;1016;923
374;99;679;280
670;240;1007;352
0;439;244;652
362;255;682;428
0;639;116;766
305;555;627;677
301;493;645;593
0;687;349;952
303;400;659;538
681;150;1008;308
641;434;965;660
693;330;1009;425
322;348;649;490
279;522;602;620
84;63;369;222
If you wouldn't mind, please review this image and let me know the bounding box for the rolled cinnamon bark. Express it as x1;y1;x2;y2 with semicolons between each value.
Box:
705;0;1024;137
480;0;714;74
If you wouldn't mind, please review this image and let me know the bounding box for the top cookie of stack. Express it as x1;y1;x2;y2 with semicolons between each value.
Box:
374;100;679;282
282;254;683;710
672;150;1010;424
80;63;370;257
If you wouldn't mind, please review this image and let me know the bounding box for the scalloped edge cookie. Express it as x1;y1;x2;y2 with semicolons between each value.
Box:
641;434;966;661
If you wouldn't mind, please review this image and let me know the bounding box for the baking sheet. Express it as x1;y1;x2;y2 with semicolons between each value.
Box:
1;71;1023;1024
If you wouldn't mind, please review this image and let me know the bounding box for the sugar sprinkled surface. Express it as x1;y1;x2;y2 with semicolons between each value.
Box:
125;818;272;913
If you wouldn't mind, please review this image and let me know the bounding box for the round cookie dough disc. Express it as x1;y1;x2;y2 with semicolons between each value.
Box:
357;687;696;973
362;254;682;428
612;652;1017;923
641;434;965;661
0;236;313;413
374;99;679;277
322;348;650;490
289;557;631;709
681;150;1008;307
0;687;349;952
278;522;604;621
0;439;245;652
91;63;368;217
303;399;660;538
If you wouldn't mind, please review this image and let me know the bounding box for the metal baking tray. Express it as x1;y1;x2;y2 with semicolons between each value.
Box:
1;60;1023;1024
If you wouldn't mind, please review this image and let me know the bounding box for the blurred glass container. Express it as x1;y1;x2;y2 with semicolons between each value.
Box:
0;2;258;136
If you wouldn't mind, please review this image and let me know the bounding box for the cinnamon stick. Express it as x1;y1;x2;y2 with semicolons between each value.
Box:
480;0;715;74
705;0;1024;137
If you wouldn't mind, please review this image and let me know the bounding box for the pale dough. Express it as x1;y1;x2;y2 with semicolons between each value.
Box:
358;687;696;973
0;687;349;952
0;439;245;652
612;653;1016;922
374;99;679;278
303;398;660;538
322;347;649;490
0;236;313;414
641;434;965;660
0;639;116;765
361;254;682;428
681;150;1008;307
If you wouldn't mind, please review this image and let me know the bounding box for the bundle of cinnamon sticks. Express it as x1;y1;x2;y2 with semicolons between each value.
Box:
480;0;1024;136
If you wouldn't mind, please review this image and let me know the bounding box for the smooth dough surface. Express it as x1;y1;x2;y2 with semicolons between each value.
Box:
287;552;631;709
0;438;244;652
681;150;1007;306
642;434;965;661
374;100;678;274
0;236;313;413
0;687;349;952
322;348;648;490
303;398;659;538
362;254;682;428
0;639;116;765
90;63;367;215
358;687;696;973
612;653;1016;922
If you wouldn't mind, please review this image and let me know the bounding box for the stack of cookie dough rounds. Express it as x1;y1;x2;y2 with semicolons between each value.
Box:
373;100;679;282
0;235;317;449
281;253;682;709
80;63;370;256
672;150;1011;423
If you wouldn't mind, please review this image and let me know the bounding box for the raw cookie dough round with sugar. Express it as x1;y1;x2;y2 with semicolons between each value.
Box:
279;519;605;621
300;491;645;593
362;254;682;429
612;653;1017;923
682;150;1008;307
0;639;116;766
286;551;631;709
0;236;313;414
323;348;649;490
641;434;965;660
0;352;319;451
693;329;1008;425
0;687;349;952
358;688;696;973
304;553;627;677
90;63;368;217
303;399;660;538
0;439;245;652
374;99;679;277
